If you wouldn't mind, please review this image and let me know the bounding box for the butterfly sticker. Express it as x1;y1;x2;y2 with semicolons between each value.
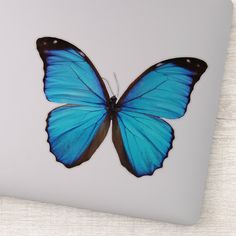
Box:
36;37;208;177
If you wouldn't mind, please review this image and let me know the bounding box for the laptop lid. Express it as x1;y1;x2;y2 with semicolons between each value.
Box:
0;0;232;225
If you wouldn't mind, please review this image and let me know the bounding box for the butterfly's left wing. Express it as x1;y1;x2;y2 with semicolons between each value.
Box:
47;105;110;168
37;37;110;106
113;58;207;177
36;37;111;167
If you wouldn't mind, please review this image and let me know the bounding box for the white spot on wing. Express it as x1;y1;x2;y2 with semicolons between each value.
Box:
156;63;163;68
186;59;191;63
53;40;58;44
79;51;85;57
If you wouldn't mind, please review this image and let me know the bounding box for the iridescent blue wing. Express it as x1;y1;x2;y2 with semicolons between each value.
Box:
37;37;109;105
118;58;208;119
113;58;207;177
37;37;111;167
112;111;174;177
47;105;110;167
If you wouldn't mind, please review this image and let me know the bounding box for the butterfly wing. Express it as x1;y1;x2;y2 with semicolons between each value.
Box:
37;37;109;105
37;37;110;167
118;58;208;119
47;105;110;167
113;111;174;177
113;58;207;177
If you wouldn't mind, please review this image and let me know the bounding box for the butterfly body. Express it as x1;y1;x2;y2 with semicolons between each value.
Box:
37;37;207;177
108;96;119;114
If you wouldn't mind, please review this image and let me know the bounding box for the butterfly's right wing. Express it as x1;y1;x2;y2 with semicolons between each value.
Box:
113;58;207;177
112;111;174;177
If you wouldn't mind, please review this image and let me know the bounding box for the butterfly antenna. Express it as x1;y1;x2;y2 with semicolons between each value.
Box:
102;77;115;97
113;72;120;97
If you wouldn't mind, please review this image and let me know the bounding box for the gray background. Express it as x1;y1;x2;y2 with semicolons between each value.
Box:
0;0;232;225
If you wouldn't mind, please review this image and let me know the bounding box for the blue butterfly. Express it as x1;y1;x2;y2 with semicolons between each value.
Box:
36;37;207;177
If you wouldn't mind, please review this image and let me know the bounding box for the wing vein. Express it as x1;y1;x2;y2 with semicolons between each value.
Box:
122;80;167;105
70;64;106;103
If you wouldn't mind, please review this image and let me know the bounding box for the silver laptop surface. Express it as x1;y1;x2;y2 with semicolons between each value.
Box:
0;0;232;225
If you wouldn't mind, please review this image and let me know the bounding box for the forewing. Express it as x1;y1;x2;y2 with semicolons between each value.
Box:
118;58;207;119
37;37;109;106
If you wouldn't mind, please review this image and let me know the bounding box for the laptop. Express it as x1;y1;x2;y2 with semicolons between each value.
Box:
0;0;233;225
